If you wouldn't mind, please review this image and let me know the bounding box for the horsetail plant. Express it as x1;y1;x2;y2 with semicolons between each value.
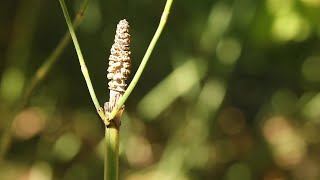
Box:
59;0;173;179
104;19;131;180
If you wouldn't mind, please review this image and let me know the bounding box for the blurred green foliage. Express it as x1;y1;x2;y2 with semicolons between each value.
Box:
1;0;320;179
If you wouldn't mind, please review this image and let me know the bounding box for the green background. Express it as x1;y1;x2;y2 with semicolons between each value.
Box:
1;0;320;179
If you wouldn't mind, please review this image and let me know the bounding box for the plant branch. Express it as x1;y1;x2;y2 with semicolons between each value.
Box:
59;0;105;120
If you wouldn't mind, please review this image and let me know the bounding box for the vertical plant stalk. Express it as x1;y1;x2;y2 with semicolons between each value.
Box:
104;19;131;180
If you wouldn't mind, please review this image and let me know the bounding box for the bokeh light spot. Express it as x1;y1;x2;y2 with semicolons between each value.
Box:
216;38;242;65
196;79;226;121
13;107;45;140
29;161;52;180
262;116;306;168
125;135;153;168
302;56;320;82
53;133;81;162
267;0;293;16
138;58;207;120
200;3;232;51
0;67;25;103
302;92;320;119
271;12;310;42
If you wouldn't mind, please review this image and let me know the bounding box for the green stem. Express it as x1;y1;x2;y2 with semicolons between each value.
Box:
59;0;105;120
104;125;120;180
108;0;174;120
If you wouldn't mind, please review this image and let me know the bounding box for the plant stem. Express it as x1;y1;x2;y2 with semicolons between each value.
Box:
59;0;105;121
104;125;119;180
108;0;174;120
